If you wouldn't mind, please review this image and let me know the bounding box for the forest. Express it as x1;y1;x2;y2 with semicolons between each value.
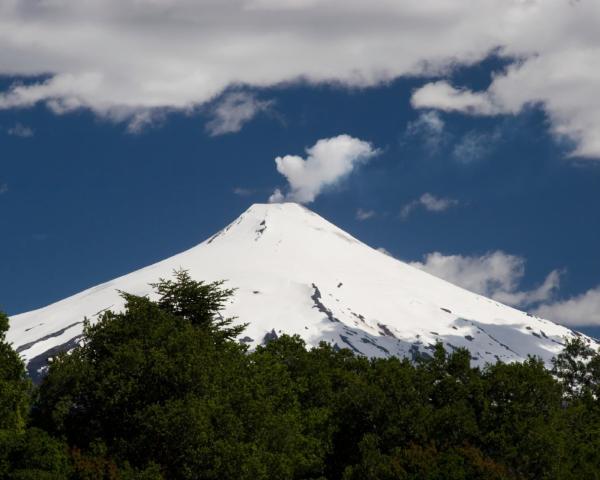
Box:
1;271;599;479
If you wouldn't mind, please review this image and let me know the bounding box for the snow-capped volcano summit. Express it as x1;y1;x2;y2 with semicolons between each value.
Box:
8;203;591;377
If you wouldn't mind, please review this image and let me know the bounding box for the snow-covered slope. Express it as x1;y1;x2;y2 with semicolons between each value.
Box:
8;203;593;377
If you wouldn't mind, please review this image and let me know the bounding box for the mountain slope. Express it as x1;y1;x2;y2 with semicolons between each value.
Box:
8;203;592;377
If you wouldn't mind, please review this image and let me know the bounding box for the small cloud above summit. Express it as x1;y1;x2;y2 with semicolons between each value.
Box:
206;92;273;136
269;135;379;204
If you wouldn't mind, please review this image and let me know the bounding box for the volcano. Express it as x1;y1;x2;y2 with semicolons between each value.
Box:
8;203;590;378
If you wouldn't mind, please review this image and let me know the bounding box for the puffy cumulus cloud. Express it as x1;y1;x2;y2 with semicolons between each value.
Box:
269;135;378;204
400;193;458;219
493;270;562;307
534;287;600;326
411;50;600;159
0;0;599;149
205;92;273;136
411;250;600;326
410;251;561;308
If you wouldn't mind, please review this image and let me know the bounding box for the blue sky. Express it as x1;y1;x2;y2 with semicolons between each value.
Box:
1;1;600;337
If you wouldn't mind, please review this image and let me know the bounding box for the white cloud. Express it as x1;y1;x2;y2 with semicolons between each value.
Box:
356;208;376;221
411;51;600;159
410;251;561;308
245;0;321;10
452;130;500;164
0;1;598;152
268;189;285;203
411;81;500;115
0;183;8;195
7;123;34;137
400;192;458;219
494;270;562;307
411;250;600;326
269;134;378;204
125;110;166;134
405;111;446;153
205;92;272;136
419;193;458;212
534;287;600;326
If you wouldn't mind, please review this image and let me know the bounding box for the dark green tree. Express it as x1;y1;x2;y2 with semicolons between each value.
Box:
17;274;600;479
552;337;600;400
0;311;73;479
151;270;246;342
34;272;323;479
0;311;30;432
481;358;564;479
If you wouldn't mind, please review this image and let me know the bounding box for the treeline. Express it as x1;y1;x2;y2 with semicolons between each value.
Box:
1;271;600;479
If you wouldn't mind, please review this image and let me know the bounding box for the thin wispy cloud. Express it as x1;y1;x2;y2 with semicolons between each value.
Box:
233;187;258;196
452;130;500;164
126;111;168;134
0;183;8;195
7;123;34;138
356;208;376;221
405;111;447;153
400;193;458;220
206;92;273;136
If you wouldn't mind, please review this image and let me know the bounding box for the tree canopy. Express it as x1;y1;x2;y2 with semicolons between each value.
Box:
1;271;600;479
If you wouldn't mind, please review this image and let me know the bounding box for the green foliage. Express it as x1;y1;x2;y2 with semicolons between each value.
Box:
0;311;30;432
151;269;246;342
33;272;324;479
552;336;600;400
2;274;600;478
481;359;563;479
0;427;72;479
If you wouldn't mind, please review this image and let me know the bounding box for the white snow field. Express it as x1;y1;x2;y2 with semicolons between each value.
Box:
8;203;594;377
